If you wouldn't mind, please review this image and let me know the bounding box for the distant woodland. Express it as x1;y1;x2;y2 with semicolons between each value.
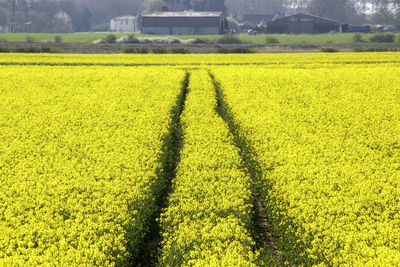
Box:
0;0;399;32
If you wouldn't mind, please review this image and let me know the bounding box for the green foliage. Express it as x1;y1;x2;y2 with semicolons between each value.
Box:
125;34;139;44
40;46;51;53
192;37;209;44
1;32;399;46
352;33;364;43
143;0;227;14
136;47;149;54
122;47;149;54
306;0;356;24
12;46;52;53
152;46;168;54
26;36;35;43
353;46;398;52
369;33;396;43
169;47;189;54
265;36;280;44
226;17;240;31
121;47;135;53
54;36;63;43
219;35;242;44
216;47;255;53
143;0;167;12
104;34;116;43
319;46;340;52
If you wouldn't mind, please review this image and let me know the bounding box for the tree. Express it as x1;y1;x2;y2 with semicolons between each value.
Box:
143;0;168;12
144;0;227;13
0;7;7;32
204;0;227;14
364;0;400;28
282;0;309;14
53;11;73;33
76;0;142;28
70;8;92;32
306;0;357;22
29;0;60;32
225;0;286;18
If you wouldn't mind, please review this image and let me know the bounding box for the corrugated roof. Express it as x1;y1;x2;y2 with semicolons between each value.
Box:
269;13;339;24
112;16;136;20
142;11;222;18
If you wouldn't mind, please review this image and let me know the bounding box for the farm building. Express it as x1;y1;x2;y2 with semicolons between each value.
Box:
266;13;340;34
110;16;137;32
141;11;226;35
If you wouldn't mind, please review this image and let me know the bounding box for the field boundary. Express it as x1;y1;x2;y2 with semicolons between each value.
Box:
1;40;399;54
2;60;400;68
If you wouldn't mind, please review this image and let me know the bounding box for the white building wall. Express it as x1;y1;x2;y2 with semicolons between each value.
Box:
110;19;136;32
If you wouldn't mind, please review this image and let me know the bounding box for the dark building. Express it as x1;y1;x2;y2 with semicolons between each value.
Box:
341;24;371;33
141;11;225;35
266;13;340;34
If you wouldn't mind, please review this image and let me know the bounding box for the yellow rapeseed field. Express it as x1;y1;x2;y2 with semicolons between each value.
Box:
0;64;186;265
0;53;399;266
214;64;400;265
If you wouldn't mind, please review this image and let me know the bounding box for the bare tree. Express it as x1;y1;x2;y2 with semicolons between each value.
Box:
225;0;285;18
143;0;168;12
0;6;8;32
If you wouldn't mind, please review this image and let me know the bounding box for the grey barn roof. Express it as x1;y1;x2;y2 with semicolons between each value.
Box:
141;11;224;28
268;13;339;25
265;13;340;34
142;11;223;18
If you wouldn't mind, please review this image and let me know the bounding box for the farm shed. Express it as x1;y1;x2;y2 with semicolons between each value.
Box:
266;13;340;34
110;16;137;32
141;11;226;35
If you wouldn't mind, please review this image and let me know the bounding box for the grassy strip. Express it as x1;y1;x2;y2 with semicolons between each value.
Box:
0;33;126;43
1;33;400;44
158;70;257;266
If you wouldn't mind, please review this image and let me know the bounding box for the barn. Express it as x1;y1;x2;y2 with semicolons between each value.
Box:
266;13;340;34
141;11;225;35
110;16;137;33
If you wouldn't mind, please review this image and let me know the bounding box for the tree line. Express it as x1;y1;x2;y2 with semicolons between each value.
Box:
0;0;399;33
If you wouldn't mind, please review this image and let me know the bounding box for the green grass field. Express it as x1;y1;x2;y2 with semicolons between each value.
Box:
0;33;125;43
1;32;399;44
